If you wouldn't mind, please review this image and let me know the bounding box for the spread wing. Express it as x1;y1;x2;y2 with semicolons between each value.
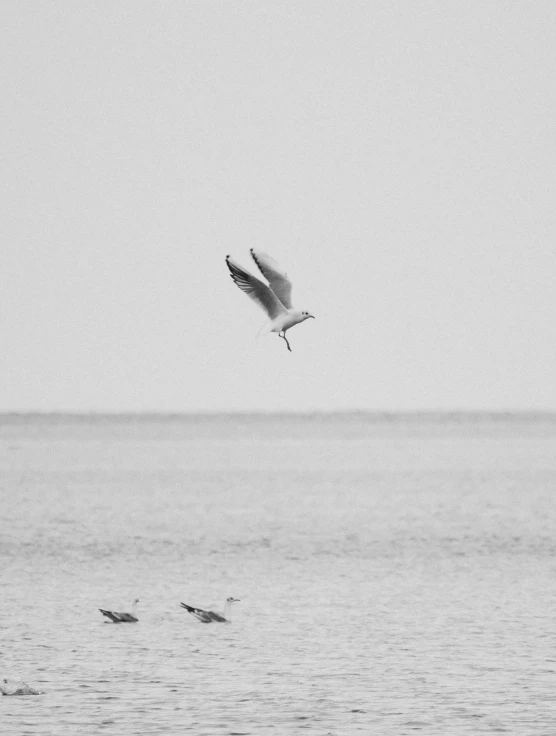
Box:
226;255;287;319
250;249;293;309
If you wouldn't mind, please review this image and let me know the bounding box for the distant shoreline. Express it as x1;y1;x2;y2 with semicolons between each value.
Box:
1;410;555;422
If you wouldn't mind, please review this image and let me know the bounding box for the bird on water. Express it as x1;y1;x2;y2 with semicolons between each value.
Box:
180;597;240;623
99;598;139;623
1;678;41;696
225;249;314;352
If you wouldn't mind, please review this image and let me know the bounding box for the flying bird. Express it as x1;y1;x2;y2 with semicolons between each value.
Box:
180;597;240;623
99;598;139;623
225;249;314;351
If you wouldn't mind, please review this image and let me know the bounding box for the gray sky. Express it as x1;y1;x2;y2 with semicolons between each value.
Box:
2;1;555;412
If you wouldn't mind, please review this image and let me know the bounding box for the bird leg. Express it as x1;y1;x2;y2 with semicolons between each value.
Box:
279;332;292;352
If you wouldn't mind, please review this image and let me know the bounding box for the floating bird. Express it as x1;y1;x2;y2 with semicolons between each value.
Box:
180;597;240;623
1;678;41;696
226;249;314;352
99;598;139;623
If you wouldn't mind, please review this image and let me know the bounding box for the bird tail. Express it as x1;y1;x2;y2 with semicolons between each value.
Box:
256;320;273;338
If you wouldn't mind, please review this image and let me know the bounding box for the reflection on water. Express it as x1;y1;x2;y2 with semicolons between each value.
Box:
1;413;555;734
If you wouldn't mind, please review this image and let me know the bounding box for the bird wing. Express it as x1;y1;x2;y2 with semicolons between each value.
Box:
99;608;121;623
180;602;213;623
117;612;138;622
207;611;227;622
226;256;287;320
250;249;293;309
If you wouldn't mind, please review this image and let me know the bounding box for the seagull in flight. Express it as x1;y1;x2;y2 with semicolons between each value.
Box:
180;597;240;624
99;598;139;623
225;249;314;352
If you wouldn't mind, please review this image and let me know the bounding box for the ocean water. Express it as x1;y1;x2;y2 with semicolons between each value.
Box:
1;413;555;735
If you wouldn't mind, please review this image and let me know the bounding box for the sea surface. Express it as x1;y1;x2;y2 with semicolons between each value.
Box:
1;413;555;735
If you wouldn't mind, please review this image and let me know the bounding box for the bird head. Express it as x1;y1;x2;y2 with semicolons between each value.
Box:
300;310;315;322
227;597;241;603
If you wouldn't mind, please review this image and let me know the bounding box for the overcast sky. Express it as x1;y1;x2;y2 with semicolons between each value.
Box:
2;1;555;412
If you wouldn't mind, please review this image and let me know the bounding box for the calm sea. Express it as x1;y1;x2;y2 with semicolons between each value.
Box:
1;413;555;735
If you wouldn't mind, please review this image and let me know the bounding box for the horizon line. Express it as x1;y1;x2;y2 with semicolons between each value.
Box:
1;409;556;419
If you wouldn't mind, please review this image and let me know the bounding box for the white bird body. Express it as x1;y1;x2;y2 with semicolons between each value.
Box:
1;678;41;696
261;309;310;335
226;249;314;351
